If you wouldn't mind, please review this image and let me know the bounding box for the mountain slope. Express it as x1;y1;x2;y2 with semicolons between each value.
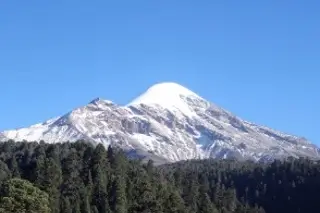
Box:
1;82;319;163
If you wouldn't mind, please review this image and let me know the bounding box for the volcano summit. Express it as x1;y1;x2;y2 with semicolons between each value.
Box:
1;82;319;163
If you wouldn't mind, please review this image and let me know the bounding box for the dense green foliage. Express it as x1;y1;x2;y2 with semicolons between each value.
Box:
162;157;320;213
0;140;320;213
0;178;50;213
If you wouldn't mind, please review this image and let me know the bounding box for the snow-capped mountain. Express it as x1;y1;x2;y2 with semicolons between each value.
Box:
1;82;319;163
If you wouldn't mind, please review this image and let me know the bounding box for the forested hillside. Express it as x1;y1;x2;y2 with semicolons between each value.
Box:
161;158;320;213
0;140;319;213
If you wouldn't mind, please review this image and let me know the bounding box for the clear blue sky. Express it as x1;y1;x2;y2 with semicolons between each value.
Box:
1;1;319;144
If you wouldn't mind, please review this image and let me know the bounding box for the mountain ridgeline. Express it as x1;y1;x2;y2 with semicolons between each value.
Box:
1;82;319;163
1;140;320;213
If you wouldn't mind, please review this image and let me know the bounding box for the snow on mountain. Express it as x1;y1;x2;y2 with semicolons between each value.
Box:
1;82;319;163
128;82;203;118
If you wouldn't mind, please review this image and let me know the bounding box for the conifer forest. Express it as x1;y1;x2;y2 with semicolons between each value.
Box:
0;140;319;213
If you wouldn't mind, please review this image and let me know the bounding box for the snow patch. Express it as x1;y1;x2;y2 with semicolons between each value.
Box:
127;82;201;117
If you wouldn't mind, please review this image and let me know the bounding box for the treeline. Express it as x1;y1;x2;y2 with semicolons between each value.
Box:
0;140;319;213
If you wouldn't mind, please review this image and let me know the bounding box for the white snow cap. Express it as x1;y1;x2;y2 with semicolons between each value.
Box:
128;82;202;117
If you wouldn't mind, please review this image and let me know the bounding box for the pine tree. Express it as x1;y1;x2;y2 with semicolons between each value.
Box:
113;175;127;213
213;183;223;209
43;157;62;213
198;192;218;213
107;145;115;165
91;144;110;213
183;175;199;212
138;176;157;212
8;156;20;178
223;188;237;211
146;160;154;175
61;151;82;204
0;160;11;182
31;146;47;187
165;189;185;213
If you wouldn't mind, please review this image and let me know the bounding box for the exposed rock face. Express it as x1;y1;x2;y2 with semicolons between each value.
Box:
1;82;319;163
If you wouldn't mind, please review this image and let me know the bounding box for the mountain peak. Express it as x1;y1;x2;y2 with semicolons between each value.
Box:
89;97;103;104
89;98;114;106
146;82;198;96
127;82;203;116
2;81;319;163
